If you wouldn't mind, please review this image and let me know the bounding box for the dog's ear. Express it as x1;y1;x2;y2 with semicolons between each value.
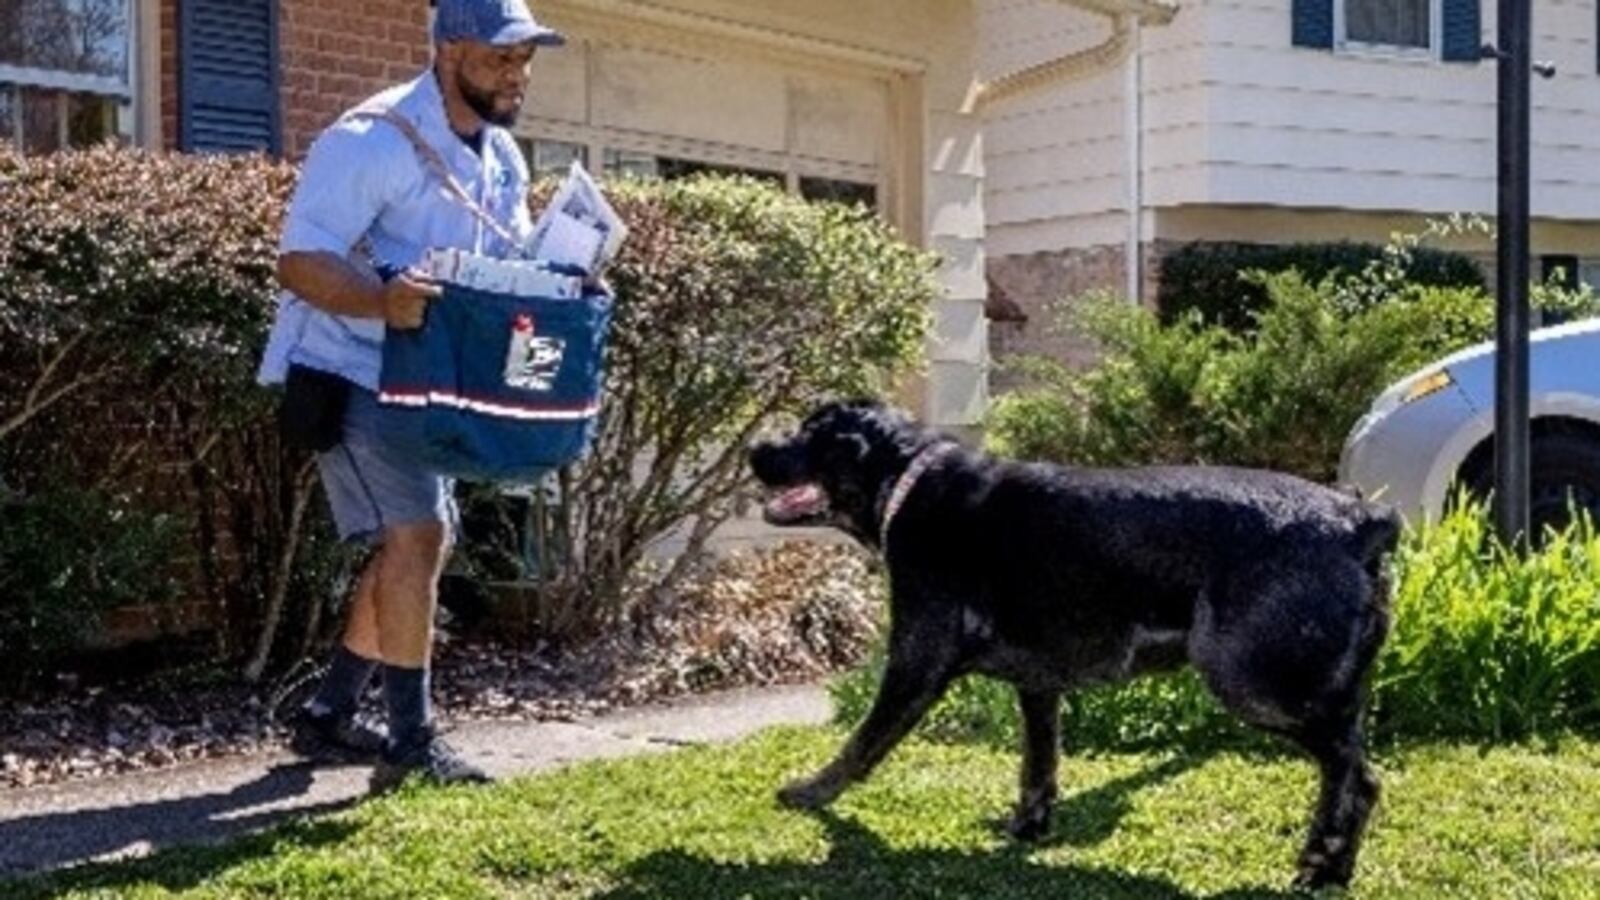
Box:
824;432;871;466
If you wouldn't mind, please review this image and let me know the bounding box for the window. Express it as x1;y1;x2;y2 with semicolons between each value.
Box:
1340;0;1435;52
1580;261;1600;293
600;148;785;187
0;0;135;152
601;148;659;180
800;176;878;210
519;137;587;180
527;135;883;215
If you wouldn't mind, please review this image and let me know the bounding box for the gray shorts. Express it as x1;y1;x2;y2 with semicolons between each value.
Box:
318;387;458;546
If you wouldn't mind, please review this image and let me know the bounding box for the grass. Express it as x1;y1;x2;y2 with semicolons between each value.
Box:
9;727;1600;899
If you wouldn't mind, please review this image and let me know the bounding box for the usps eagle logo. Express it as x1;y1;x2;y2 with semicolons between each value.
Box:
503;314;566;392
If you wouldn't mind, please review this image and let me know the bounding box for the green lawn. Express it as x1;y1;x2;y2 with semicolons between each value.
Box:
11;728;1600;899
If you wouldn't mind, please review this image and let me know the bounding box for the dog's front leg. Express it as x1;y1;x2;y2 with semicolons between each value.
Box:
778;606;960;811
1006;688;1061;841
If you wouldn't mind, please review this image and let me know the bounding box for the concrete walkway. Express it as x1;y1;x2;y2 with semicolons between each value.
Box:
0;683;831;880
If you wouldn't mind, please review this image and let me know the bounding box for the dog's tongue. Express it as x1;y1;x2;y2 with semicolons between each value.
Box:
766;484;825;521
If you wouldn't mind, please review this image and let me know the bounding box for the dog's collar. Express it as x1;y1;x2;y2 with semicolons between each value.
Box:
879;442;957;549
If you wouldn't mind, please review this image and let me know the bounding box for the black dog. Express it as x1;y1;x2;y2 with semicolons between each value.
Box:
749;400;1398;890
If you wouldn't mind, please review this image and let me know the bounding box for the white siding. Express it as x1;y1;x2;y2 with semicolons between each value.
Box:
979;0;1212;255
984;0;1600;237
1204;0;1600;218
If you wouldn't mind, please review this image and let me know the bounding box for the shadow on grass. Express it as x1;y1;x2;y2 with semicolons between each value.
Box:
2;764;363;900
597;809;1299;900
1026;753;1210;850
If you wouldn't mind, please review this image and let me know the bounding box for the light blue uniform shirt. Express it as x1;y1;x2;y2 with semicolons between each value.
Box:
258;70;536;391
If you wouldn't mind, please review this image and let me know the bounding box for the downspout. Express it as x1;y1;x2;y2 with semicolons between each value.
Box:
968;0;1176;305
969;17;1134;110
970;1;1174;109
1124;14;1143;305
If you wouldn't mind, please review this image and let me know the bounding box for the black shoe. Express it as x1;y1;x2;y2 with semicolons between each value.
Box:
288;707;387;763
370;728;491;793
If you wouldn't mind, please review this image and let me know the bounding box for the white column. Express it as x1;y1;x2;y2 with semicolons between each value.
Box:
923;3;988;430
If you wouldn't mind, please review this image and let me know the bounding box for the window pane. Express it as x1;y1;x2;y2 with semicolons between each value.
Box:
1347;0;1430;48
20;86;62;154
522;138;587;180
602;148;659;179
0;0;131;82
601;150;785;187
800;176;878;210
656;156;785;187
66;90;117;146
1580;261;1600;293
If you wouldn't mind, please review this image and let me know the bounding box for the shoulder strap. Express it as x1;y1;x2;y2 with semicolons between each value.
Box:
349;108;528;258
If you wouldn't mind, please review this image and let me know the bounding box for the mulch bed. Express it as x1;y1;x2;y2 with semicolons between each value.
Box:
0;542;884;790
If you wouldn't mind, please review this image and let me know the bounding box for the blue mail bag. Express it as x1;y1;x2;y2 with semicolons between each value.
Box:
376;281;614;482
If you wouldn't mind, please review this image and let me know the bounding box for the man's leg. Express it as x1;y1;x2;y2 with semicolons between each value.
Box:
370;519;490;790
290;557;388;761
288;387;481;785
341;560;383;660
374;520;447;744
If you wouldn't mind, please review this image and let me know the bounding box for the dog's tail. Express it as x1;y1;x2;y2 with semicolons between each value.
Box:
1355;507;1401;558
1350;504;1402;591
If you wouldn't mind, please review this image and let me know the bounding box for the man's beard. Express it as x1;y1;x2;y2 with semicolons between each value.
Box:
458;73;518;127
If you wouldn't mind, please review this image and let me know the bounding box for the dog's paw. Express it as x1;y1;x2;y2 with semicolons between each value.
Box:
1291;849;1353;893
1004;806;1053;843
777;777;840;811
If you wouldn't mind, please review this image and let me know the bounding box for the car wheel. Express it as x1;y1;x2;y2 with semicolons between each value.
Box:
1466;431;1600;543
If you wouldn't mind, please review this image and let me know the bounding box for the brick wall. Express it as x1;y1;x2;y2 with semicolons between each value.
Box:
986;243;1169;393
160;0;176;149
158;0;432;159
279;0;432;159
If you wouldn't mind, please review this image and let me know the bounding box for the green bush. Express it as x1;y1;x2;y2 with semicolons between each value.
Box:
1159;239;1485;330
831;500;1600;750
515;175;936;637
0;483;186;684
0;146;936;680
0;145;330;683
1370;496;1600;741
831;651;1247;754
987;274;1494;482
987;223;1600;484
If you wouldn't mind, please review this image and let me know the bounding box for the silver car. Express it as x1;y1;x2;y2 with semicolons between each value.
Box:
1339;316;1600;534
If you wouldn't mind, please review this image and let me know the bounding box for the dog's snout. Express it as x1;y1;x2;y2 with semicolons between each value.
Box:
748;441;779;479
748;439;805;485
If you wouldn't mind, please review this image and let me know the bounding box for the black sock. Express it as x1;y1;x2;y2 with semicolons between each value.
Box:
306;645;378;719
382;664;433;748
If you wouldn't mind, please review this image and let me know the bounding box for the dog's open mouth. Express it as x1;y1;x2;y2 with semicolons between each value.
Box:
763;483;829;526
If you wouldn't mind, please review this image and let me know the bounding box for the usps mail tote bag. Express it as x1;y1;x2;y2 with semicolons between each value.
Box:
377;283;614;482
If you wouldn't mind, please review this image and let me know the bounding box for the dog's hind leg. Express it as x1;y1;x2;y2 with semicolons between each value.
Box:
1006;688;1062;841
1188;553;1387;890
1282;716;1381;891
778;601;963;811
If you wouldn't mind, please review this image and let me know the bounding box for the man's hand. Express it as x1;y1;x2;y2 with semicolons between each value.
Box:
583;271;612;295
278;252;442;327
382;270;443;330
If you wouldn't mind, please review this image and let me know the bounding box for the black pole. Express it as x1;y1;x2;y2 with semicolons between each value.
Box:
1494;0;1532;547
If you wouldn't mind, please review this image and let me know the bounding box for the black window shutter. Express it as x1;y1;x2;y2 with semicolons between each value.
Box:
179;0;281;154
1441;0;1482;63
1292;0;1335;49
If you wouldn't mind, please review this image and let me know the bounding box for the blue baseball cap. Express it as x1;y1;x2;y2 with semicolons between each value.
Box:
433;0;566;47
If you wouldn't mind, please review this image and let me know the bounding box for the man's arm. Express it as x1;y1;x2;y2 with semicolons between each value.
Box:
278;120;441;329
278;251;440;330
